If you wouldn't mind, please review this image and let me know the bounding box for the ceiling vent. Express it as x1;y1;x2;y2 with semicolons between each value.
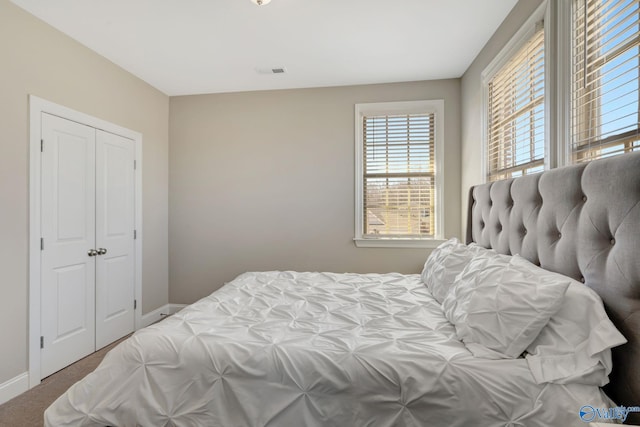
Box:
256;66;287;75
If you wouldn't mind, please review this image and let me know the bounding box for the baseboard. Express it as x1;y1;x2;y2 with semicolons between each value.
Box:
140;303;188;328
168;303;187;314
140;304;170;328
0;372;29;406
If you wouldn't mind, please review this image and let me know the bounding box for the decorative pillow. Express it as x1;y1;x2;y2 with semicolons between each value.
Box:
442;254;571;359
525;279;627;386
421;238;493;303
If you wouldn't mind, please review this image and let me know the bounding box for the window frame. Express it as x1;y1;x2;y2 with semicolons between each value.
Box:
354;100;445;248
567;0;640;164
482;1;555;183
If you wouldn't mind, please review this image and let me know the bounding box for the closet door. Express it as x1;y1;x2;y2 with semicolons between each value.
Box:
40;113;96;378
95;130;135;349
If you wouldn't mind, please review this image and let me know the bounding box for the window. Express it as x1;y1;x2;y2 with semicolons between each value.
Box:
481;0;639;180
354;100;444;248
570;0;640;163
485;21;546;182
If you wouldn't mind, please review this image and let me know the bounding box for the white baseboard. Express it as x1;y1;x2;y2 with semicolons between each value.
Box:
0;372;29;406
168;303;187;314
140;303;188;328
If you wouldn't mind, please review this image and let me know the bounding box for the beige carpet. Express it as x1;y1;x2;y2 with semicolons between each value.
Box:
0;335;130;427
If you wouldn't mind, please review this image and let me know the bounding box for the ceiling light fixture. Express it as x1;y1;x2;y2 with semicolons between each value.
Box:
251;0;271;5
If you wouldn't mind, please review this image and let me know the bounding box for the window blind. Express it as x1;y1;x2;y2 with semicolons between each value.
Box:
487;26;545;182
362;114;435;238
571;0;640;163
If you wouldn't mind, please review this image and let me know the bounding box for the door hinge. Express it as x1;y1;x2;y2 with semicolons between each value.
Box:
134;160;137;170
134;230;137;240
40;336;44;349
134;299;137;310
40;139;44;152
40;238;44;251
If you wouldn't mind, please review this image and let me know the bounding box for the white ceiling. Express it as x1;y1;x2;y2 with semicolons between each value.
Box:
11;0;518;96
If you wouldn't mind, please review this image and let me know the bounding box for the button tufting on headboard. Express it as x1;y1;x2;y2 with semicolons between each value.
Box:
466;152;640;422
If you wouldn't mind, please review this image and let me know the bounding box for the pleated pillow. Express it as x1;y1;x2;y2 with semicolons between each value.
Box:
421;239;476;303
443;254;571;359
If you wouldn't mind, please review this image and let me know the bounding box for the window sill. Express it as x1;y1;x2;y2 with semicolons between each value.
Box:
353;238;446;249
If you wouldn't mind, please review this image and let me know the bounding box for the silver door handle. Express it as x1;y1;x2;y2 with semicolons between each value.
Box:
97;248;108;255
88;249;98;257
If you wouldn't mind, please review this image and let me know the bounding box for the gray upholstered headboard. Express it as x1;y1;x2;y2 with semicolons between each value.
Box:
466;151;640;423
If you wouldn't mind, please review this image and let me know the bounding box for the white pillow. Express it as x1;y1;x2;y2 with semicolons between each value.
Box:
443;254;571;359
525;279;627;386
421;238;491;303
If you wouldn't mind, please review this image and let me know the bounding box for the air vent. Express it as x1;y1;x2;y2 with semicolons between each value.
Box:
256;66;287;75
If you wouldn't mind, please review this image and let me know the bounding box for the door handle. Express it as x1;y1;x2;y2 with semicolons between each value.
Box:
97;248;108;255
88;249;98;257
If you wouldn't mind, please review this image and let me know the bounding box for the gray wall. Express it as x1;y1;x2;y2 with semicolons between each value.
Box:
460;0;544;233
169;80;461;304
0;0;169;385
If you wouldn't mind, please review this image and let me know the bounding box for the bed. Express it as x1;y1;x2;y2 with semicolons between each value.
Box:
45;151;640;426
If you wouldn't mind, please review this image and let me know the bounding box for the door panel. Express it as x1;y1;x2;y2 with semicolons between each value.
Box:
103;256;130;320
95;130;135;349
53;264;89;338
41;113;96;378
55;140;89;241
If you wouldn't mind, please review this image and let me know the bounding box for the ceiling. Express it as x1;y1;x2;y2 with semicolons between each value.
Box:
11;0;518;96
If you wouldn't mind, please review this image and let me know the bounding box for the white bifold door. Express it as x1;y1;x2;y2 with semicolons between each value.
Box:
40;113;135;378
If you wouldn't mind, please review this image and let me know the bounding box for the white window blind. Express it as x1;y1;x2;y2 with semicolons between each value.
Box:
487;25;545;182
571;0;640;163
362;113;436;238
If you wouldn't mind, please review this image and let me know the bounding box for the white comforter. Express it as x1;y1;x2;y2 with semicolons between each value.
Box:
45;271;616;426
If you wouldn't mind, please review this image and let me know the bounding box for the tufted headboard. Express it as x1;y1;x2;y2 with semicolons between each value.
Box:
466;152;640;423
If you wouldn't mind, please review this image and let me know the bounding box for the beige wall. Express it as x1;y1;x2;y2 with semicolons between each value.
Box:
169;80;461;304
0;0;169;384
460;0;544;234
